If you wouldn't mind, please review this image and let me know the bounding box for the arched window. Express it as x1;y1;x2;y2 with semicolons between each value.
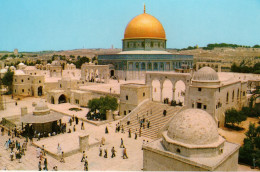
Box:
153;63;158;70
232;90;234;102
237;89;240;99
135;63;139;70
148;63;152;70
141;63;146;70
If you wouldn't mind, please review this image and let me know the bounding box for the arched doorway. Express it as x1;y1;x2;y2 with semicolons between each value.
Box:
51;96;55;104
38;86;43;96
58;94;66;104
110;70;114;77
175;80;186;105
162;79;173;103
152;79;161;102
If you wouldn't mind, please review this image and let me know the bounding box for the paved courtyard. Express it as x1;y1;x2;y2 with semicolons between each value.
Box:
0;79;258;170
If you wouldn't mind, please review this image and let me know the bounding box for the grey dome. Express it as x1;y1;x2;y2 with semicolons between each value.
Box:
167;109;219;145
193;67;219;81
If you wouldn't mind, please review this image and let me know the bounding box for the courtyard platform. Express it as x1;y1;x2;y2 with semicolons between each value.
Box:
32;131;100;160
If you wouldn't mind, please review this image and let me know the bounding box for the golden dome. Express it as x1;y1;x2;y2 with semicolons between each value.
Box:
124;12;166;40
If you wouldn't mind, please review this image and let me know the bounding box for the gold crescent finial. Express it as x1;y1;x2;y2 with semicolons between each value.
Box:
144;3;146;13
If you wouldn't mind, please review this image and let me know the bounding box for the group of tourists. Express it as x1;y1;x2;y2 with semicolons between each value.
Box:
4;137;27;163
36;146;48;171
68;115;85;132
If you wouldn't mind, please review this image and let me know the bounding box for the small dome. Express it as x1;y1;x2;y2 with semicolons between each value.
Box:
193;67;219;81
14;70;25;75
167;109;219;145
35;100;49;111
18;63;25;66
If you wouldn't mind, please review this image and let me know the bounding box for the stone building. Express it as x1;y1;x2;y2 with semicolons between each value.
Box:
187;67;248;126
119;83;150;116
98;6;193;80
49;60;62;77
13;70;45;97
143;109;239;171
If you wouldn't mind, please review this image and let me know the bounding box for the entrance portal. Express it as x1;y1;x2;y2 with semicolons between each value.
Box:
58;94;66;104
38;86;43;96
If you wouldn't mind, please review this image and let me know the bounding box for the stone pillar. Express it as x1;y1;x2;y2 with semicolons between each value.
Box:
160;83;163;103
21;106;28;116
106;110;113;121
184;84;189;106
79;134;89;152
172;88;176;102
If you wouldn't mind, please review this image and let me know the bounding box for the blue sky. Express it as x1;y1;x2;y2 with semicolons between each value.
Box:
0;0;259;52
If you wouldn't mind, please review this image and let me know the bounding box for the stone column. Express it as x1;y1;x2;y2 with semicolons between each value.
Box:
106;110;113;121
160;82;163;103
172;88;176;102
79;134;89;152
21;106;28;116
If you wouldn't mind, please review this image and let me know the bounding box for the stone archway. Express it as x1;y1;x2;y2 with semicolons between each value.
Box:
110;70;115;77
38;86;43;96
152;79;161;102
162;79;173;103
58;94;67;104
51;96;55;104
174;80;186;105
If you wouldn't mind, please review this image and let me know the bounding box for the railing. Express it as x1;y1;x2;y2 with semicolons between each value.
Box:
120;98;150;123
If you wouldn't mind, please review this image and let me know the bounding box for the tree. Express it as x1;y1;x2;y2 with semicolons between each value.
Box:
36;60;41;64
225;108;247;127
87;98;100;115
2;68;14;93
87;96;118;120
239;123;260;168
99;96;118;115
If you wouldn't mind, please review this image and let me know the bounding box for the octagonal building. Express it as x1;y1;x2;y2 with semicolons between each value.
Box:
98;6;193;80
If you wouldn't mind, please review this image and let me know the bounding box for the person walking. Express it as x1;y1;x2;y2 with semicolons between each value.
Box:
57;144;62;155
81;122;85;130
104;148;107;158
128;129;131;138
99;145;103;156
60;152;65;163
123;148;128;159
4;141;9;150
163;109;167;117
84;157;88;171
111;147;116;158
43;158;48;171
135;132;137;140
81;151;86;162
10;151;14;161
75;116;79;125
139;128;142;137
38;161;42;171
105;126;109;134
120;138;124;148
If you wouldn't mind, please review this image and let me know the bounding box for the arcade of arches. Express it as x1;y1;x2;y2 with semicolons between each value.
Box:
146;72;191;105
81;64;109;83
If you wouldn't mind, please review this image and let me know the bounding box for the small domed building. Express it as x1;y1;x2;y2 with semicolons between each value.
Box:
98;5;193;80
21;99;63;133
187;67;248;127
143;109;240;171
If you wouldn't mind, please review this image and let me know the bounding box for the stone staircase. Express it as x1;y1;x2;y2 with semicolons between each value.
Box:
120;101;182;140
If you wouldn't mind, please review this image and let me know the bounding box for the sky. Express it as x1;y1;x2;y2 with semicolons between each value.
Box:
0;0;259;52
